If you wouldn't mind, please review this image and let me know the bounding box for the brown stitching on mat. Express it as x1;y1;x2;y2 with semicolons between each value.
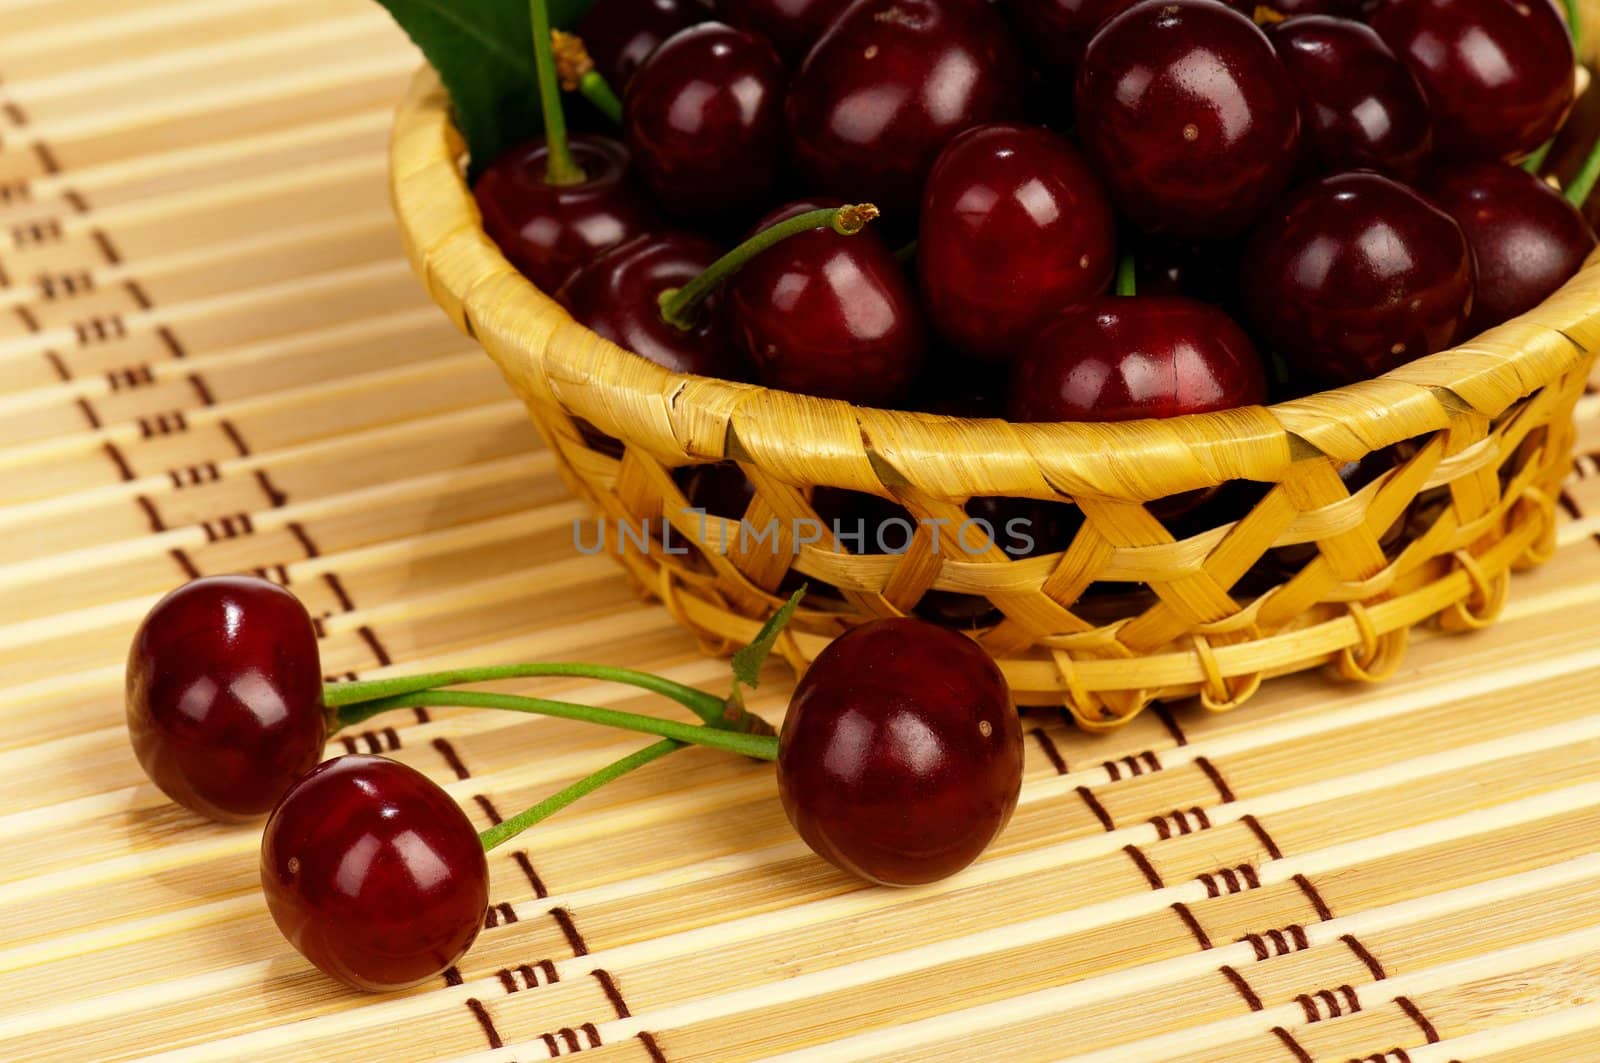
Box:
199;512;254;542
442;966;463;986
218;418;250;456
1341;934;1387;980
1150;703;1188;745
75;397;101;428
464;999;502;1049
249;563;290;585
357;626;392;667
1198;863;1259;898
1172;902;1211;949
157;326;186;358
169;549;201;579
1104;751;1161;780
581;1022;602;1048
322;572;355;611
1195;756;1235;802
186;373;215;407
103;442;134;481
483;903;517;929
1293;874;1335;922
1241;924;1309;960
123;279;153;310
38;269;94;300
1272;1026;1313;1063
138;410;188;438
63;188;88;214
513;851;549;898
34;143;61;176
433;738;470;779
44;350;70;380
543;1033;560;1054
74;313;127;346
91;229;120;264
287;521;319;558
1220;965;1262;1011
1241;814;1283;859
168;462;219;488
1124;845;1164;889
14;304;39;331
550;907;589;956
253;469;287;507
13;217;62;246
1150;806;1211;839
474;795;503;826
1030;728;1068;774
594;969;631;1018
1396;996;1440;1043
1076;786;1116;831
136;495;165;532
639;1032;669;1062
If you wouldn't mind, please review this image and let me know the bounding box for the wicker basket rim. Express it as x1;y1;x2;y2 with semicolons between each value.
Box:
390;64;1600;498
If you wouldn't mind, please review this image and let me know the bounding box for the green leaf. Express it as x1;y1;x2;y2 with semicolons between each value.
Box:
731;587;806;691
373;0;596;181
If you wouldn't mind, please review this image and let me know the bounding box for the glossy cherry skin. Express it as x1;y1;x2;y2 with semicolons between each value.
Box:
1371;0;1574;162
625;23;786;220
126;575;325;823
260;755;489;992
918;123;1117;363
1267;17;1433;182
577;0;715;89
1074;0;1301;239
718;0;854;64
777;617;1022;885
787;0;1026;220
1425;162;1596;333
1243;171;1475;386
727;200;926;406
998;0;1141;69
556;232;750;379
1009;297;1269;423
473;136;652;293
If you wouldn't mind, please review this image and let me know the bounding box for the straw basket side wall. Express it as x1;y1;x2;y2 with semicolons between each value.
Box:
391;6;1600;728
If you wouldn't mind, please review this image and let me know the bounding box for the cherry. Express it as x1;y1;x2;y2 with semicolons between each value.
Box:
260;755;489;992
1073;0;1301;239
777;617;1022;885
126;575;326;822
577;0;715;89
556;232;750;378
1129;233;1245;308
998;0;1141;70
718;0;855;64
1250;0;1371;13
918;123;1117;363
1370;0;1575;162
624;23;786;220
1242;171;1475;387
1009;297;1268;423
473;136;651;292
786;0;1027;219
1267;17;1434;182
1424;161;1596;333
726;200;927;405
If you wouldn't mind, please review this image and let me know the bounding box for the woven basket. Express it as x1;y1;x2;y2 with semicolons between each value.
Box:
389;22;1600;729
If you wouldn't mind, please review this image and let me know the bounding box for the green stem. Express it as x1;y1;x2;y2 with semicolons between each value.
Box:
1115;251;1137;297
1522;140;1554;177
1566;132;1600;209
531;0;582;186
579;71;623;125
480;739;680;850
658;204;880;330
323;662;722;719
339;689;780;759
1566;0;1581;44
894;239;918;264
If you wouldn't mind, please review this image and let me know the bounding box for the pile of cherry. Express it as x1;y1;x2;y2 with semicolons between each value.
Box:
126;576;1022;991
477;0;1594;433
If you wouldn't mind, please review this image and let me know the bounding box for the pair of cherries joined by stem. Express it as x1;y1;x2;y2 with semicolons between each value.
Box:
126;576;1023;991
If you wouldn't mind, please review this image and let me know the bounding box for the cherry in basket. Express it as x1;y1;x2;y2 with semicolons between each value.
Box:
577;0;715;89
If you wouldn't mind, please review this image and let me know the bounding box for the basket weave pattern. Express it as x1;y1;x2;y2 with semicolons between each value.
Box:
390;42;1600;729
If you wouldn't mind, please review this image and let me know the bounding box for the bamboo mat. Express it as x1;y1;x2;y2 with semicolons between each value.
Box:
3;2;1600;1060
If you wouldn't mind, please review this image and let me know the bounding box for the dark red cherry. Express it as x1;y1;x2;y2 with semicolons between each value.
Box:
1267;17;1433;181
998;0;1141;69
718;0;854;63
126;575;325;823
1130;233;1245;308
1371;0;1575;162
473;136;652;293
1009;297;1269;423
1074;0;1301;239
1252;0;1373;13
261;755;489;992
1425;161;1596;333
556;232;750;378
777;617;1022;885
727;200;926;406
1243;171;1475;386
577;0;715;89
625;23;786;220
787;0;1026;219
918;123;1117;363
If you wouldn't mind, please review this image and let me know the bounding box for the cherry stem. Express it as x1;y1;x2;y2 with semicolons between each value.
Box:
1523;141;1554;176
337;688;781;759
1115;252;1137;297
658;204;880;331
531;0;583;186
479;739;679;851
1565;0;1581;44
1566;131;1600;209
324;661;724;717
552;30;623;125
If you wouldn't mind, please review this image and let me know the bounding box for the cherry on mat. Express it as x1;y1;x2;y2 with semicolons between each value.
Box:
260;755;490;992
125;575;326;822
